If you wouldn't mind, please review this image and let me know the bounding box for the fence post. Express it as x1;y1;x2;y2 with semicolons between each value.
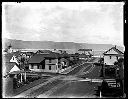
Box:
100;90;102;98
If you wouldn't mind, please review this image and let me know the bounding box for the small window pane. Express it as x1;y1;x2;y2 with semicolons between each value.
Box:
49;65;51;70
49;59;51;63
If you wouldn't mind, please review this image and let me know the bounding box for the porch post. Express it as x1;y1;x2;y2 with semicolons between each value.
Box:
24;72;26;82
103;64;105;77
21;73;23;82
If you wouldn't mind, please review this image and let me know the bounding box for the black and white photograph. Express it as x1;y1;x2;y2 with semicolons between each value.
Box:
2;2;125;98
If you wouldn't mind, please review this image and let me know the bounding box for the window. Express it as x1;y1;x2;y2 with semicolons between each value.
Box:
49;65;51;70
116;56;118;60
49;59;52;63
110;56;111;59
39;65;42;69
31;64;33;69
37;65;40;69
13;56;15;60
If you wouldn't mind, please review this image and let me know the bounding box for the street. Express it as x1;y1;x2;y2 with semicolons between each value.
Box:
15;57;102;98
44;58;102;98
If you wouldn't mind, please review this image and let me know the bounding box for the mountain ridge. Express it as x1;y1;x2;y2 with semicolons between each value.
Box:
3;38;124;52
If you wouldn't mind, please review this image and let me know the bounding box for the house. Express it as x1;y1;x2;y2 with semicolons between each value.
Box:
35;50;52;54
78;49;92;54
60;53;70;67
79;54;88;60
3;52;20;65
69;54;79;61
4;44;13;54
19;52;34;60
103;46;124;66
3;53;21;76
3;54;22;97
28;52;71;73
59;57;69;69
28;52;62;73
25;52;34;59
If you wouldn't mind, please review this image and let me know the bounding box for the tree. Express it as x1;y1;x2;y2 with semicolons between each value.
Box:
114;61;118;65
116;57;124;96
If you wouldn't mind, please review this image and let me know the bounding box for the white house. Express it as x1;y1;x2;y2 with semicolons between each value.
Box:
10;55;19;65
103;46;124;66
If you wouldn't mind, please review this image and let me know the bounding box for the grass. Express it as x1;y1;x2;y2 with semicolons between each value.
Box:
13;76;50;96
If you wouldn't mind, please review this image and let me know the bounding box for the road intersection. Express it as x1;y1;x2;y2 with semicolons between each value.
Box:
14;57;102;98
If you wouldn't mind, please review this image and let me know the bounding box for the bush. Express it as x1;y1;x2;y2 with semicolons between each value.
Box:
105;68;116;77
13;76;41;89
94;62;104;66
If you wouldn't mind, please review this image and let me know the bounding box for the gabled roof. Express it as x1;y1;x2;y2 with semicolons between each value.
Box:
103;46;124;55
28;52;68;63
3;62;20;74
45;52;61;58
3;51;21;62
28;54;45;63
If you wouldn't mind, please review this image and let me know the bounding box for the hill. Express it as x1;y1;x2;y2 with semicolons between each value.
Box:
3;38;124;54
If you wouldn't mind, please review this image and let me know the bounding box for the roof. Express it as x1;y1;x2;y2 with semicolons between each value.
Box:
25;52;34;55
3;51;21;62
3;62;20;74
20;52;34;56
60;53;70;58
79;54;88;58
103;46;124;55
69;54;79;57
36;50;52;54
13;51;21;57
28;52;61;63
78;49;92;51
28;54;45;63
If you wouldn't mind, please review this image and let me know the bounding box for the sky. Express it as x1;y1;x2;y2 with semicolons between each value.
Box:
2;2;124;47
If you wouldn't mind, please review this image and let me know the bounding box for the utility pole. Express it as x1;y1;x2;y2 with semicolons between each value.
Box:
24;71;26;82
103;63;105;78
100;90;102;98
21;73;23;83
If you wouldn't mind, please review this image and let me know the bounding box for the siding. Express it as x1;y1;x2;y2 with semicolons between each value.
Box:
45;59;58;73
29;59;62;73
104;56;117;65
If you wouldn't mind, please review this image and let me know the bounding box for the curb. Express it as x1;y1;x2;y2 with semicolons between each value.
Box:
60;62;84;74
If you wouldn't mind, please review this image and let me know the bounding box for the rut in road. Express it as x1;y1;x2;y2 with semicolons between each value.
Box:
24;79;63;98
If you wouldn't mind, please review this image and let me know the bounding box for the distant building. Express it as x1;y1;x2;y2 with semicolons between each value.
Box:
3;52;20;65
70;54;79;60
3;44;13;54
103;46;124;66
78;49;93;59
78;49;92;54
78;54;88;60
35;50;52;54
